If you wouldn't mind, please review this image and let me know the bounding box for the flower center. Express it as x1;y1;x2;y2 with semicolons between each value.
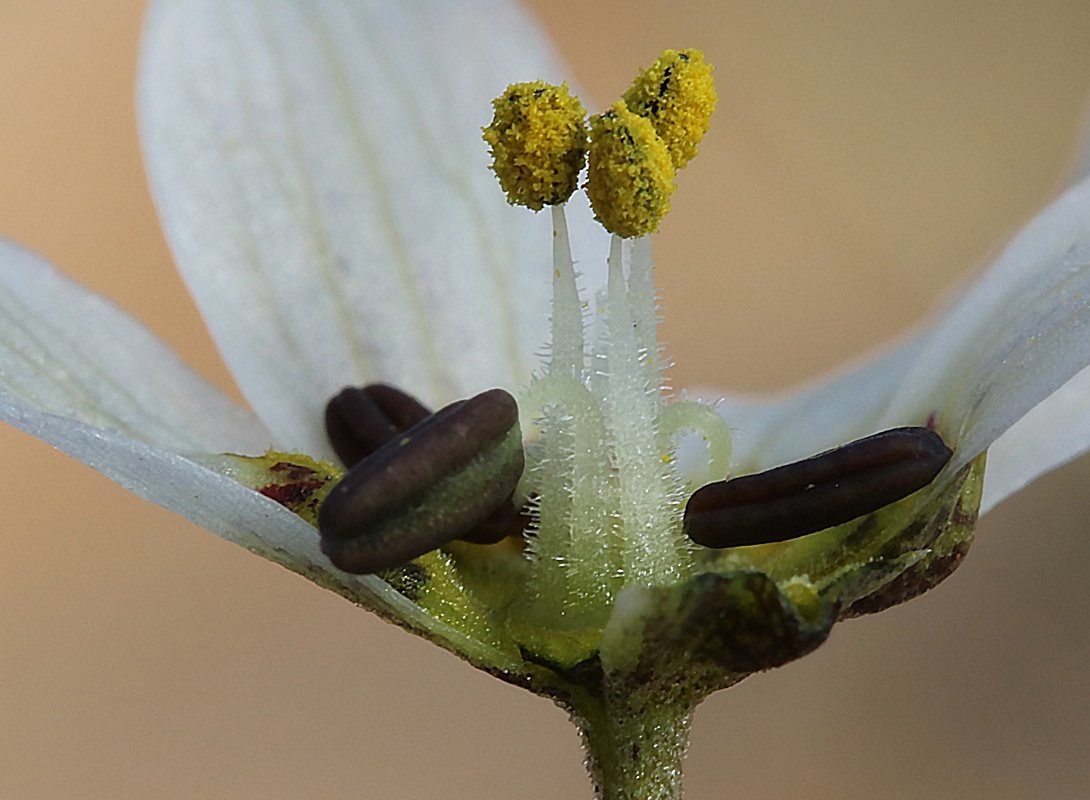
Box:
482;51;730;637
297;49;957;665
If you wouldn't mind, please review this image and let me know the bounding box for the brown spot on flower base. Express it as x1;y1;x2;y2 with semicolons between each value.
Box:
259;479;323;506
259;462;326;517
268;461;319;480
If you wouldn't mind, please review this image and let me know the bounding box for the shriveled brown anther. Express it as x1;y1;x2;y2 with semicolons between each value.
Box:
325;383;430;468
685;426;953;549
319;388;526;573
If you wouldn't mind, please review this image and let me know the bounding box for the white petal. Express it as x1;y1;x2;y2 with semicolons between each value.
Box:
717;177;1090;501
140;0;603;459
714;334;930;473
980;364;1090;512
0;398;513;666
0;238;268;454
880;177;1090;473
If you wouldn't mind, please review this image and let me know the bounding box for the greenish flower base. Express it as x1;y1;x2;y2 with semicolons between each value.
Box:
208;446;985;798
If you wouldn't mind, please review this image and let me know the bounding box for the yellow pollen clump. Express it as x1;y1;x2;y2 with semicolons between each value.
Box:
585;101;676;239
482;81;587;211
621;49;716;170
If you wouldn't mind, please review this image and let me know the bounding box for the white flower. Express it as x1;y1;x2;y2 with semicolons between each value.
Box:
2;1;1090;797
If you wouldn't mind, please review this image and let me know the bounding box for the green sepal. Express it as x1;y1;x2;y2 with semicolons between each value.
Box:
203;450;525;667
378;550;522;659
698;452;987;619
507;619;605;670
833;452;985;616
601;569;838;687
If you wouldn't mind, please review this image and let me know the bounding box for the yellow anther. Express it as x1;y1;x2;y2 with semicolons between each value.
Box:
585;101;676;239
483;81;587;211
621;49;716;170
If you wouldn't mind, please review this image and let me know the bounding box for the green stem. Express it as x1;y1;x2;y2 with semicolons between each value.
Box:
574;693;695;800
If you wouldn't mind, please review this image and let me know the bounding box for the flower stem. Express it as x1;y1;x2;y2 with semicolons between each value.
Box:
575;693;695;800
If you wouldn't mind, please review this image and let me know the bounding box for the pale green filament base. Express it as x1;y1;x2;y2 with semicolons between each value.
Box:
657;400;733;492
510;205;729;660
604;236;690;586
549;204;585;378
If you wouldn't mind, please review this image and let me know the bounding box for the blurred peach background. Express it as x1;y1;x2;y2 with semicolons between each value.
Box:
2;1;1090;798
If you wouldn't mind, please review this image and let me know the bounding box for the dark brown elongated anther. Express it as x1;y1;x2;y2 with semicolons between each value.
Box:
325;383;431;468
319;388;525;573
685;427;953;549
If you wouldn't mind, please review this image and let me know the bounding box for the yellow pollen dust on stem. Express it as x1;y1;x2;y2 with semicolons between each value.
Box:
482;80;587;211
